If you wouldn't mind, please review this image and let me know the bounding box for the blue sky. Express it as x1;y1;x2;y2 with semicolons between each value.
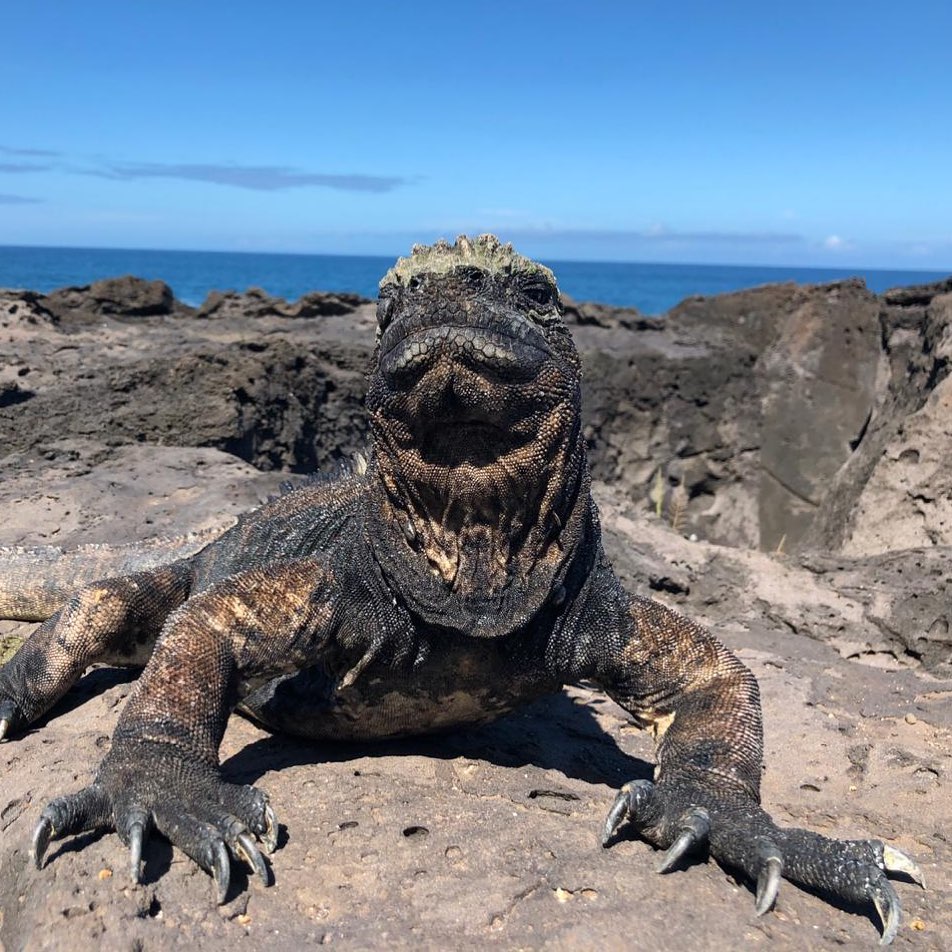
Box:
1;1;951;268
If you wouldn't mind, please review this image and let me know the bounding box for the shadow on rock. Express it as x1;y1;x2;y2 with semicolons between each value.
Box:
221;689;652;792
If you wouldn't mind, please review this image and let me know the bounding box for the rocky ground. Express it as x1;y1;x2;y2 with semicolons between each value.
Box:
1;274;950;950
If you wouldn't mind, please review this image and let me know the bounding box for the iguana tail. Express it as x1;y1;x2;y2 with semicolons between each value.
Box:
0;530;219;621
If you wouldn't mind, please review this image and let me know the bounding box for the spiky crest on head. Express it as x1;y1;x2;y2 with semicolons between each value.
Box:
379;234;557;292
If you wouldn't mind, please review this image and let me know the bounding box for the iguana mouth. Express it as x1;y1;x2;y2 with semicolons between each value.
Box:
378;331;544;470
379;321;550;386
375;315;553;471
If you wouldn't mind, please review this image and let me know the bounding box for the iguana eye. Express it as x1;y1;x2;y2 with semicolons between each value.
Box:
455;266;487;291
520;277;554;307
377;293;396;331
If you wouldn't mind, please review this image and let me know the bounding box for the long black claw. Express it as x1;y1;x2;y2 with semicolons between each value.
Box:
754;841;783;916
657;806;710;874
235;831;268;885
128;815;149;884
869;871;902;946
602;779;654;847
602;794;630;847
882;844;926;888
211;840;230;905
31;816;54;869
260;804;279;855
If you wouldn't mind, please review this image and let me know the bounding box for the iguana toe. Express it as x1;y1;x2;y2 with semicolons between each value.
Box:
125;810;150;883
753;840;782;915
656;806;710;873
882;843;925;887
869;871;902;946
218;781;279;855
31;785;111;868
601;778;654;846
149;805;254;904
261;803;279;855
235;830;269;885
211;839;231;904
30;815;53;869
148;801;275;901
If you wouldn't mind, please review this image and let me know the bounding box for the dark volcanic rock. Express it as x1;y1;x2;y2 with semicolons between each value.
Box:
598;485;952;676
0;289;58;327
196;287;370;320
579;277;952;555
5;269;952;671
881;275;952;306
800;546;952;673
574;293;770;550
757;279;881;551
0;292;376;473
44;275;179;322
4;273;952;558
560;294;655;330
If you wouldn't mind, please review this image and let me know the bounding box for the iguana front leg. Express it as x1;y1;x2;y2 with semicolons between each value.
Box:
585;585;922;945
31;557;343;901
0;562;192;739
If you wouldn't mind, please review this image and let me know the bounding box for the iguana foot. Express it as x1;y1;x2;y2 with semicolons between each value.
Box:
32;742;278;903
602;779;924;945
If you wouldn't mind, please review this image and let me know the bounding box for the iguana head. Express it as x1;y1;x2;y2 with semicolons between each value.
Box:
365;236;594;637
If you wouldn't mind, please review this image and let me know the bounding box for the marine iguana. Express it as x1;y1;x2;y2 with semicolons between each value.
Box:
0;236;922;943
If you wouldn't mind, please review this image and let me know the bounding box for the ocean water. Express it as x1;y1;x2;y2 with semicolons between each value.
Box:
0;244;948;315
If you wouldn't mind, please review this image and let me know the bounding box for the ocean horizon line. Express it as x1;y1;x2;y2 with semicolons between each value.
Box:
2;241;950;279
2;244;949;314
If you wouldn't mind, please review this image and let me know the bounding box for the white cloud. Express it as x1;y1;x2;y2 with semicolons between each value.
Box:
0;192;42;204
823;234;848;250
87;161;407;194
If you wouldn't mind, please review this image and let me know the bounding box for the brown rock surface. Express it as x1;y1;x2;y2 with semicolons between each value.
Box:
4;275;951;557
1;273;951;949
839;293;952;556
807;283;952;555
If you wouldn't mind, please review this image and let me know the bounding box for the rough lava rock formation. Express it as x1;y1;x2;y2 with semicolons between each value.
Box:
0;270;950;950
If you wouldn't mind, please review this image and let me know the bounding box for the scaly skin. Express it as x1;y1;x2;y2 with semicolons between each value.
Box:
0;236;921;943
0;530;223;621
